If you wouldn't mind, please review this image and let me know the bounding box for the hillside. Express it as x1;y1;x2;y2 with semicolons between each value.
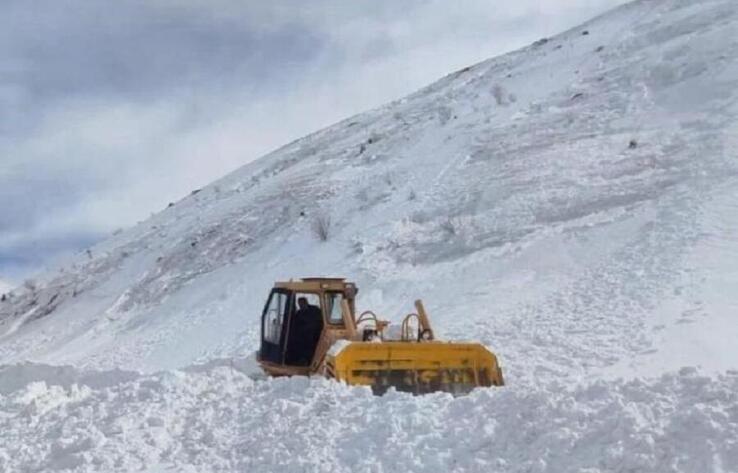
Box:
1;0;737;381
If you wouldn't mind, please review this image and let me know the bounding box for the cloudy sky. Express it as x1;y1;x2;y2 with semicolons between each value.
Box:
0;0;629;283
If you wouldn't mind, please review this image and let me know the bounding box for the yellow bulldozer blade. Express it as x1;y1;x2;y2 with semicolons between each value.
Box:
324;341;504;395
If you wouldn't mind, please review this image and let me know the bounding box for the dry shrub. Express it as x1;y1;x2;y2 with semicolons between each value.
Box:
312;213;331;242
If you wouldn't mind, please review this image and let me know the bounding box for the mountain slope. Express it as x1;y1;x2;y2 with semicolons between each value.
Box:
1;0;737;387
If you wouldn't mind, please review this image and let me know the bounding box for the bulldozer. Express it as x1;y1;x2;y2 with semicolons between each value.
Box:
257;278;504;394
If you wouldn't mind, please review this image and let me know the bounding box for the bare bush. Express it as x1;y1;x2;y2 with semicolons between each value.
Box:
393;111;408;125
440;217;459;236
492;84;507;106
312;213;332;242
440;215;474;237
351;240;364;254
23;279;37;292
438;106;453;125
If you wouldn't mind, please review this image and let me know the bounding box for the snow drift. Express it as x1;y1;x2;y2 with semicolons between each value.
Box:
1;362;737;473
1;0;738;471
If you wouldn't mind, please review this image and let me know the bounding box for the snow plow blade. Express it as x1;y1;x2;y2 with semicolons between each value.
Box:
325;341;504;395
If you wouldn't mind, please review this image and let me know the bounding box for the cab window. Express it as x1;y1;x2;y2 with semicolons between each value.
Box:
325;292;346;325
264;291;289;344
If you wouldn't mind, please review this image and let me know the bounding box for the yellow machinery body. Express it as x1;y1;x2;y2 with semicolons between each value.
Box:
325;341;503;395
257;278;504;394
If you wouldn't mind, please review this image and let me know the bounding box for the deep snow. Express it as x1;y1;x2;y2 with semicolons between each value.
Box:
1;362;737;473
1;0;738;471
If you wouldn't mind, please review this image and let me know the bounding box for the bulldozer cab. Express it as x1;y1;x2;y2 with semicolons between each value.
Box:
258;278;356;370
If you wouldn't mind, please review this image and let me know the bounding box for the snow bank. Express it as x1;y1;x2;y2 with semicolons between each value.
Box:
0;362;736;473
0;362;139;395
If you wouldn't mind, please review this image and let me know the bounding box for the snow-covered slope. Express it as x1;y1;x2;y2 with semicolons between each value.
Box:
2;0;738;382
2;1;738;471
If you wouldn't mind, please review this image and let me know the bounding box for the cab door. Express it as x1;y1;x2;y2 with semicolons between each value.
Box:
259;289;291;364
